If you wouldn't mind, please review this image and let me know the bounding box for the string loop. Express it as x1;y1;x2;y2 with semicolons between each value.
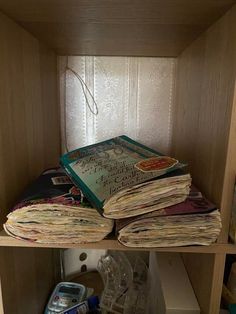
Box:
63;57;99;152
65;57;99;116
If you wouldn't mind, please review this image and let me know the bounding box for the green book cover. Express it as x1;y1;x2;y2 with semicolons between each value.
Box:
60;135;185;211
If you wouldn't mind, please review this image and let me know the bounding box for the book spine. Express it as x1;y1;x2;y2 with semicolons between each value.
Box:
61;163;104;213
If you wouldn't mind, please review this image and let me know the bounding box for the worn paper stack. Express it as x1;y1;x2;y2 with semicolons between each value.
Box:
118;209;221;247
103;173;191;219
60;135;189;217
4;168;113;244
60;135;222;248
116;187;221;247
4;204;113;244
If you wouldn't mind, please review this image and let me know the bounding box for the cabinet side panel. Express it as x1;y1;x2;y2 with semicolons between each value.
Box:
0;247;60;314
40;43;61;169
0;12;60;225
182;253;225;314
172;6;236;241
221;82;236;242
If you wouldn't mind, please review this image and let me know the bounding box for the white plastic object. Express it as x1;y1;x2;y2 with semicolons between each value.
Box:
149;252;200;314
63;249;107;277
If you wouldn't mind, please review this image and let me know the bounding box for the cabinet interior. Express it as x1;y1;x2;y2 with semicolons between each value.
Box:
0;2;236;313
0;0;235;56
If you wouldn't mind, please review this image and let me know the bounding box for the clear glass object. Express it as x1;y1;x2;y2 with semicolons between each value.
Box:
97;252;150;314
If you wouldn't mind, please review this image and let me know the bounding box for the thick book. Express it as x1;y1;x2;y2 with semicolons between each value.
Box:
103;172;191;219
4;168;113;244
60;135;187;215
116;187;221;247
115;185;216;232
118;209;221;248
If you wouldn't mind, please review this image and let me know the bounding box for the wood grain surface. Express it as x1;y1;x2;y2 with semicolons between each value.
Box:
0;11;61;314
182;253;226;314
172;5;236;313
0;247;60;314
172;5;236;242
0;0;235;56
0;12;61;226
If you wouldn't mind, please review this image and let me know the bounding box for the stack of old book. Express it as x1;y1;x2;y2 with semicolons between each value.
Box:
4;168;113;244
60;135;221;248
116;186;221;247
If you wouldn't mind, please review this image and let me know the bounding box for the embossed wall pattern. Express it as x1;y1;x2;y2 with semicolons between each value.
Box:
59;56;175;154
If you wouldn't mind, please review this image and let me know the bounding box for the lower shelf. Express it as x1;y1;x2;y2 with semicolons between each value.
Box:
1;230;236;253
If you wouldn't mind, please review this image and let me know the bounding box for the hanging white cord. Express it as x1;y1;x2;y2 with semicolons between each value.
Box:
65;57;99;116
63;56;99;152
64;60;70;153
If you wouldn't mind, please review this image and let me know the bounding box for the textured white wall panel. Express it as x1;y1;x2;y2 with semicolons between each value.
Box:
59;56;175;154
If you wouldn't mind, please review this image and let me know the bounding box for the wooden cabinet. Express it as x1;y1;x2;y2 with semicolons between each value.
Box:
0;1;236;313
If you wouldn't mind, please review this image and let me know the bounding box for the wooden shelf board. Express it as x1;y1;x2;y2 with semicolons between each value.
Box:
0;0;235;56
0;230;235;253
